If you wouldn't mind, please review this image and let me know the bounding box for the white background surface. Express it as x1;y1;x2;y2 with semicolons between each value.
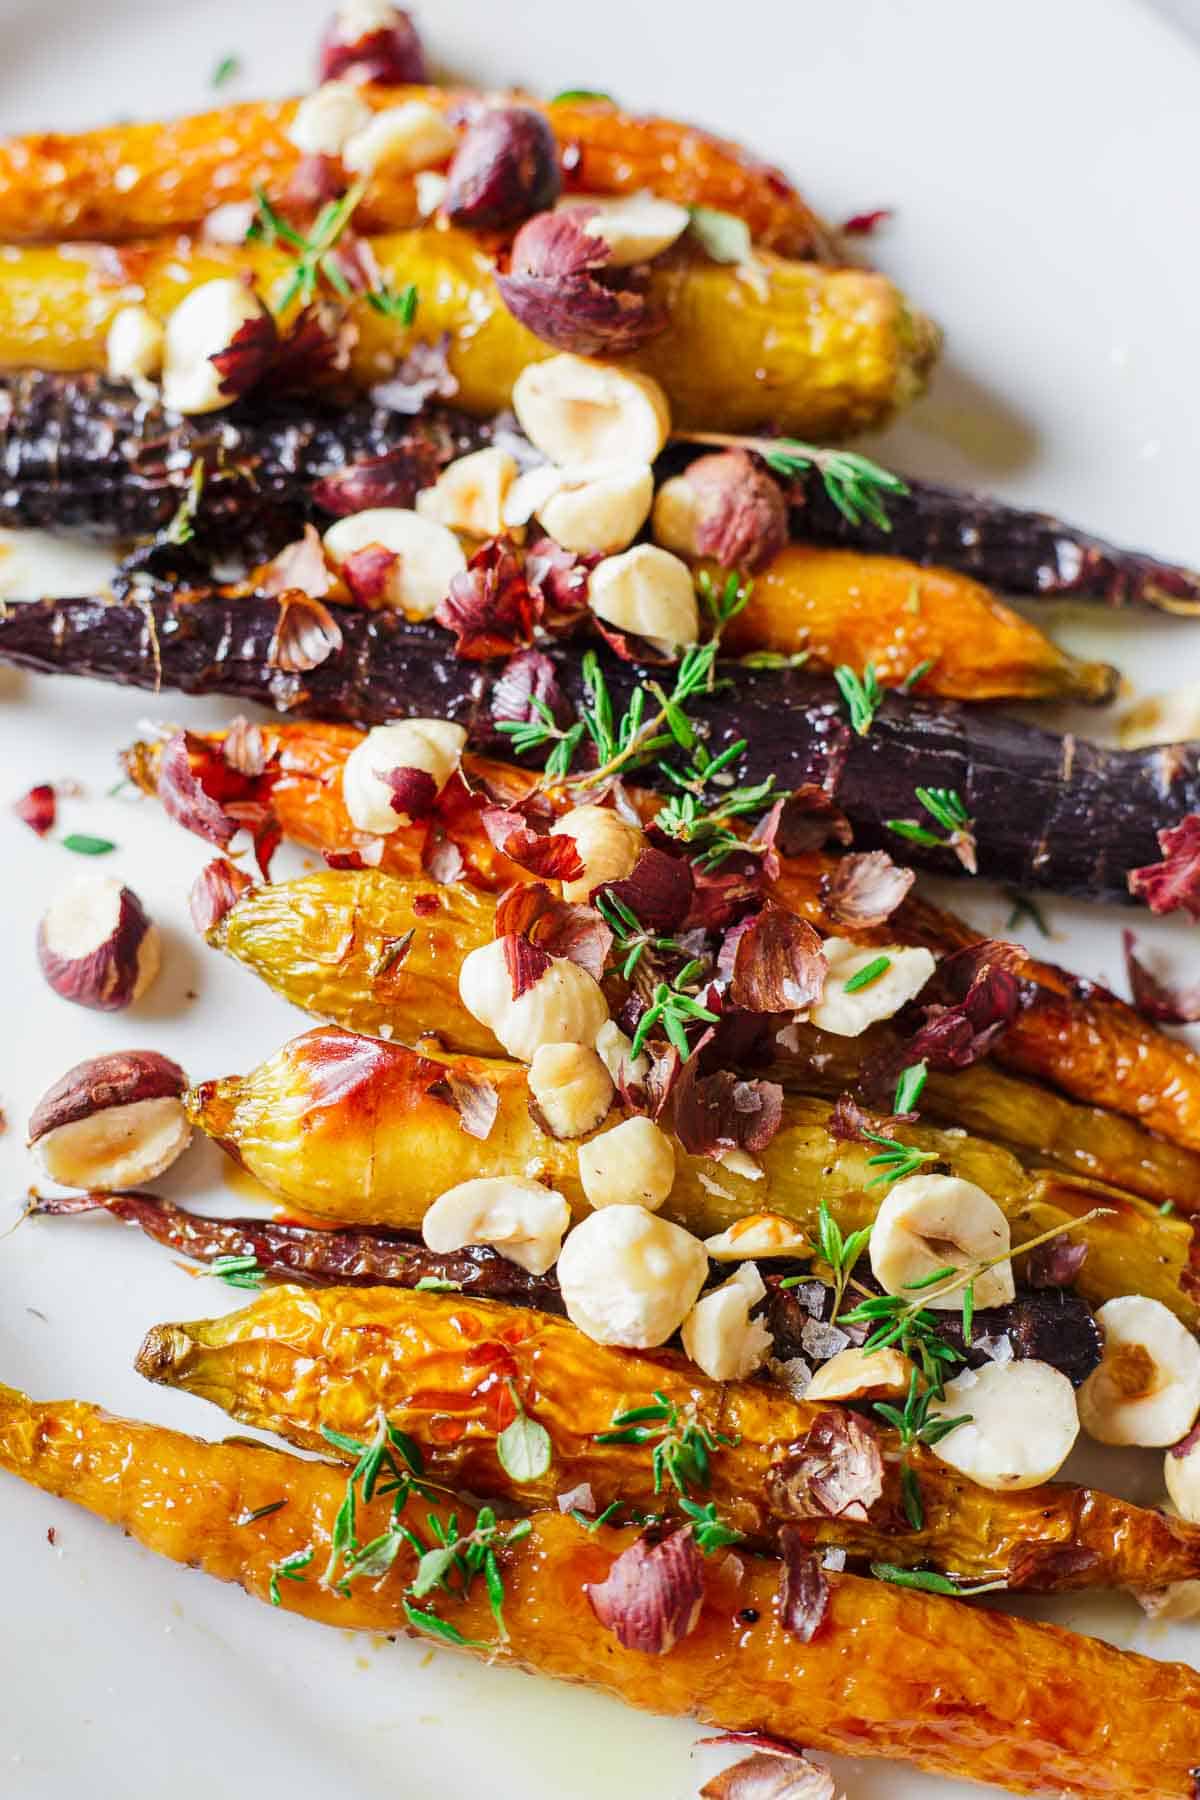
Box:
0;1;1198;1795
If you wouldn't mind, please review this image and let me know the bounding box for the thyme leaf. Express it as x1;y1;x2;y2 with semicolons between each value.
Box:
833;662;883;736
496;1382;552;1482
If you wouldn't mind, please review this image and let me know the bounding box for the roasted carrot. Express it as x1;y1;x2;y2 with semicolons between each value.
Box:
184;1024;1198;1325
0;88;829;255
122;726;1200;1155
4;1381;1200;1797
0;228;936;438
6;604;1196;897
134;1282;1200;1595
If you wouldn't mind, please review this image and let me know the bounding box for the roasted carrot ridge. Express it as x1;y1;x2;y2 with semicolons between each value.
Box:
137;1282;1200;1596
183;1023;1198;1326
0;228;937;438
0;86;829;255
4;1382;1200;1796
123;724;1200;1160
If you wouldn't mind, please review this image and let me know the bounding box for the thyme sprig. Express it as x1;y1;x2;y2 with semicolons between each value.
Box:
248;182;417;323
207;1252;265;1290
495;697;585;778
268;1546;314;1606
833;662;883;736
596;891;688;980
781;1200;869;1324
862;1130;940;1187
870;1562;1008;1598
874;1367;972;1529
595;1391;737;1498
678;1497;745;1555
670;432;909;530
632;966;718;1059
886;787;976;867
318;1416;433;1591
404;1505;532;1645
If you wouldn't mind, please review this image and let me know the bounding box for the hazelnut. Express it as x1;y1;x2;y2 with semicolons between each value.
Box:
512;356;671;469
105;305;165;385
318;3;427;86
1079;1297;1200;1448
927;1361;1079;1491
322;508;466;616
421;1175;569;1275
577;1115;676;1210
556;1205;708;1348
557;194;690;267
342;718;466;834
588;544;700;654
443;105;560;230
805;939;935;1037
528;1042;614;1140
458;938;609;1064
342;99;457;177
162;278;270;416
28;1050;191;1191
870;1175;1014;1312
1166;1433;1200;1525
498;213;665;357
37;876;161;1012
651;451;789;573
702;1213;810;1261
287;81;373;157
681;1263;772;1382
537;462;655;555
415;447;519;538
594;1019;649;1091
804;1346;915;1403
550;803;644;904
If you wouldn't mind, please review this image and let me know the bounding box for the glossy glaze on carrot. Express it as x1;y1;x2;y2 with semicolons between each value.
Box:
4;1383;1200;1797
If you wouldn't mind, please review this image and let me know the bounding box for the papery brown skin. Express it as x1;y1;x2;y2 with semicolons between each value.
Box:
28;1050;186;1143
136;1282;1200;1597
36;880;157;1012
6;1385;1200;1798
0;229;937;441
182;1020;1200;1329
0;88;828;255
125;725;1200;1160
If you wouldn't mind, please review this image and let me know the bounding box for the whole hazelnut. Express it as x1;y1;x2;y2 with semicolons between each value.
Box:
443;106;561;231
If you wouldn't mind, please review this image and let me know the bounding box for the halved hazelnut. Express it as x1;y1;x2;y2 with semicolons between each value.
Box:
556;194;691;267
106;304;165;386
162;278;272;416
286;81;373;157
342;98;458;177
37;876;161;1012
537;463;655;555
512;356;671;468
443;105;560;230
588;544;701;654
28;1050;191;1191
415;447;519;538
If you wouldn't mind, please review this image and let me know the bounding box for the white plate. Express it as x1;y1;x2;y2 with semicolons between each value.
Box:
1;2;1198;1796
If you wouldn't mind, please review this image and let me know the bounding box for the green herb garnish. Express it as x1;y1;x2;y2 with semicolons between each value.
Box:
1003;890;1050;937
61;834;116;856
595;1390;736;1497
550;88;614;104
893;1061;928;1115
785;1199;868;1324
268;1546;314;1605
861;1130;940;1187
164;457;206;546
687;206;753;264
873;1368;971;1529
679;1497;745;1555
211;53;240;87
869;1562;1007;1598
496;1382;552;1482
842;953;891;994
886;787;976;869
833;662;883;736
414;1276;460;1293
209;1252;266;1290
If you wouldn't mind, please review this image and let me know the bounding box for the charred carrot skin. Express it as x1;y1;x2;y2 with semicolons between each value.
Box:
787;466;1200;616
4;1382;1200;1797
184;1022;1199;1327
0;371;488;539
0;231;936;439
134;1282;1200;1595
0;88;829;256
123;725;1200;1157
6;603;1197;899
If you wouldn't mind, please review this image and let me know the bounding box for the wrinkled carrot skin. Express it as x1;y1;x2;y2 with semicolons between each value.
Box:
3;1384;1200;1797
127;725;1200;1159
187;1024;1198;1327
0;88;828;255
0;230;938;439
138;1283;1200;1595
720;548;1117;704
